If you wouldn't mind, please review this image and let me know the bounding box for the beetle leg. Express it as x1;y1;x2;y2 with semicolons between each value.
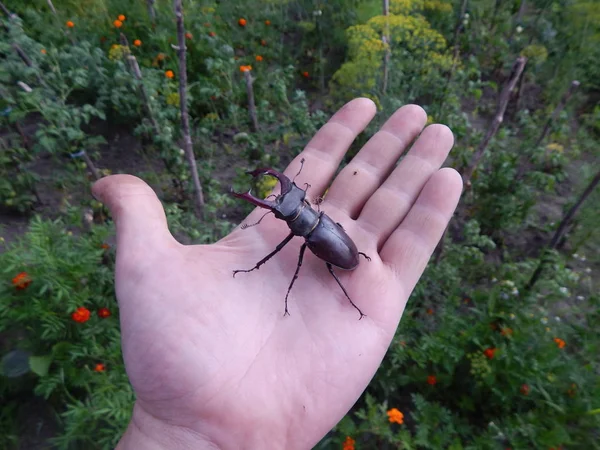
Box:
240;211;273;229
358;252;371;261
326;263;366;320
284;243;307;317
233;232;295;277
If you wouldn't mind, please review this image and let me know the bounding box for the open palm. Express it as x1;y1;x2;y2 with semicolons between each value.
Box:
94;99;462;450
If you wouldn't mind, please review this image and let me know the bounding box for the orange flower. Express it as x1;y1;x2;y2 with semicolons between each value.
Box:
12;272;32;290
113;19;123;28
255;55;263;62
260;39;267;46
101;243;110;249
118;14;126;21
554;337;566;349
520;384;530;395
185;32;193;40
66;20;74;28
427;375;437;385
40;49;47;54
501;327;513;337
265;20;271;25
387;407;404;424
94;363;105;372
157;53;166;61
203;22;211;27
302;71;309;78
98;307;111;318
133;39;142;47
426;308;434;315
342;436;355;450
165;70;175;79
484;347;497;359
239;65;252;72
238;18;247;27
209;31;216;37
72;307;91;323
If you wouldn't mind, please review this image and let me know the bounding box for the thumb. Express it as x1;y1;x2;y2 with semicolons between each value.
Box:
92;175;178;256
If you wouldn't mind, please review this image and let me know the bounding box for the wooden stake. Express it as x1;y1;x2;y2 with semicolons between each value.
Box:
244;70;259;131
535;80;580;147
147;0;156;23
174;0;205;218
527;168;600;289
381;0;390;94
462;56;527;187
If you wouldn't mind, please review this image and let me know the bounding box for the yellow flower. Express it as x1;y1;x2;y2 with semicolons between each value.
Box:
546;142;564;153
166;92;180;106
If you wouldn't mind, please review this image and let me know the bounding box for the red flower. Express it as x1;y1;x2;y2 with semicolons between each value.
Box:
427;375;437;385
484;347;497;359
520;384;530;395
209;31;216;37
185;32;193;40
302;71;309;78
94;363;105;372
426;308;434;315
12;272;32;290
72;307;91;323
260;39;267;46
265;20;271;25
98;307;111;318
238;18;247;27
342;436;355;450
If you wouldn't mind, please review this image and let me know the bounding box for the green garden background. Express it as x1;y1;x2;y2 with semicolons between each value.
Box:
1;0;599;448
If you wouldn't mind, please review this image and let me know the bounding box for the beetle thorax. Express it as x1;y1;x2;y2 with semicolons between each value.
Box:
273;183;320;237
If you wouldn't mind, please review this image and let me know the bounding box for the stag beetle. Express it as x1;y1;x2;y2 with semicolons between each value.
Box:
231;159;370;319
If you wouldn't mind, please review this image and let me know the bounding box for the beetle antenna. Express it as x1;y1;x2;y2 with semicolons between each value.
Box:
292;157;306;183
240;211;273;229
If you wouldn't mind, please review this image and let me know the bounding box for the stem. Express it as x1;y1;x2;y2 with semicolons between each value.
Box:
81;150;101;181
527;168;600;289
46;0;57;15
535;80;580;147
174;0;205;218
244;70;259;131
462;56;527;187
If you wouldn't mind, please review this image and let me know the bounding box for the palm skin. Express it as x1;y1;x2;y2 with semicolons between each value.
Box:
94;99;463;450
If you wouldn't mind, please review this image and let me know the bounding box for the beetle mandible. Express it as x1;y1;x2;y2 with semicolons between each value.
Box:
231;158;371;319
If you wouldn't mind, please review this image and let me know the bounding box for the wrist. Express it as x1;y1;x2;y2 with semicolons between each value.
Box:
116;403;220;450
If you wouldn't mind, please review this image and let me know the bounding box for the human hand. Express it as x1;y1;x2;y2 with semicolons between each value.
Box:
92;98;462;450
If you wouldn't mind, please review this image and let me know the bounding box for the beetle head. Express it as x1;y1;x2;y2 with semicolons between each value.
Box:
230;167;293;210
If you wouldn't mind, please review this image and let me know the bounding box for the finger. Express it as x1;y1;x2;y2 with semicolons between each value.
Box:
358;124;455;248
92;175;179;264
283;97;377;199
380;168;462;297
324;104;427;218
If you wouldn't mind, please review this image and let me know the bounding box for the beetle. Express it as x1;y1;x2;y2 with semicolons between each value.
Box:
230;158;370;319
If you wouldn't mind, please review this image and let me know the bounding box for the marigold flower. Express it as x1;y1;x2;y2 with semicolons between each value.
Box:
426;308;434;315
255;55;263;62
238;18;247;27
261;39;267;46
100;243;110;249
41;49;47;54
66;20;74;28
553;337;566;349
239;65;252;72
427;375;437;385
113;19;123;28
302;71;309;78
94;363;105;372
118;14;126;21
265;20;271;25
342;436;355;450
12;272;32;290
98;307;111;318
387;407;404;424
483;347;497;359
209;31;216;37
520;384;530;395
501;327;513;337
165;70;175;79
185;32;193;40
72;307;91;323
133;39;142;47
